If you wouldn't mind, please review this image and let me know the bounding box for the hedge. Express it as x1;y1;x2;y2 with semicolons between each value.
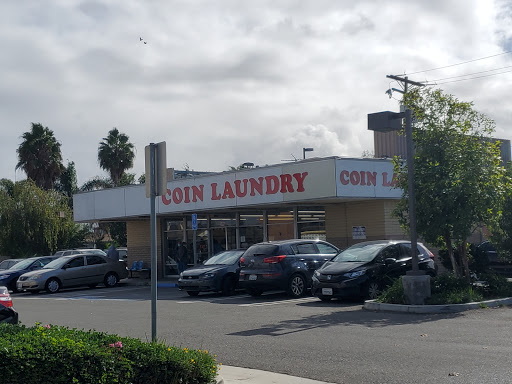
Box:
0;323;219;384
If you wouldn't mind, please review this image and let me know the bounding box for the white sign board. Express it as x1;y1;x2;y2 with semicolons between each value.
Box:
352;226;366;239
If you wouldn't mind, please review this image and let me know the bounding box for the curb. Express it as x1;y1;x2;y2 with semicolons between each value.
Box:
363;297;512;313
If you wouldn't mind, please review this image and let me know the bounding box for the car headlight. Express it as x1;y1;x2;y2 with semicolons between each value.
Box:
179;272;183;279
202;272;217;279
27;274;43;280
0;275;10;280
343;270;365;278
314;270;320;278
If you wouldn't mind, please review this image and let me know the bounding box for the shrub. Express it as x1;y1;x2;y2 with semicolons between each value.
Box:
0;324;219;384
376;277;405;304
476;272;512;299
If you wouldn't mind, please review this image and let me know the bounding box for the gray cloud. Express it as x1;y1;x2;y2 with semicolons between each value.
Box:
0;0;510;186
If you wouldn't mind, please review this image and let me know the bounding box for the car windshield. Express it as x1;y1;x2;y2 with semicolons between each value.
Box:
43;257;72;269
204;250;245;265
10;259;36;270
331;243;387;263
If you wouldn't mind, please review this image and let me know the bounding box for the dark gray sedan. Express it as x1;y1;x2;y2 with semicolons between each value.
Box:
17;254;129;294
178;249;246;296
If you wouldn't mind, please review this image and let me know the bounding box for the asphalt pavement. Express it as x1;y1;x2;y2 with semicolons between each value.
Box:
127;275;512;384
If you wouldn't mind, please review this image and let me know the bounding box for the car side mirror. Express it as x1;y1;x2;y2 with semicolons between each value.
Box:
385;258;397;265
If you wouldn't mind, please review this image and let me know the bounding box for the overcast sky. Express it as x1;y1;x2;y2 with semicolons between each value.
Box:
1;0;511;186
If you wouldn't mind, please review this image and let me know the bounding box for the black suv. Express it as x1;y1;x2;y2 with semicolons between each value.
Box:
238;239;339;298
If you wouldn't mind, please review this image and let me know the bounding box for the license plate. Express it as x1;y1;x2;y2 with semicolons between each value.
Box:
322;288;333;295
249;274;257;281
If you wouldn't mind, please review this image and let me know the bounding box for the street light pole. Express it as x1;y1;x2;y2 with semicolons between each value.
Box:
303;147;314;159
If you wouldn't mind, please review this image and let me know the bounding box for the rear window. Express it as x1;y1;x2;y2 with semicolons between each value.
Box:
291;243;317;254
244;244;279;257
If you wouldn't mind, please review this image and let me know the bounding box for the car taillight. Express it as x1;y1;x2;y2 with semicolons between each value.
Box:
0;294;13;308
427;250;435;259
240;257;245;265
263;255;286;264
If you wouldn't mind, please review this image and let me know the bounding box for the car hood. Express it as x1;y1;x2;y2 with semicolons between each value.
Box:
0;270;23;277
19;268;57;279
319;261;368;274
181;265;227;277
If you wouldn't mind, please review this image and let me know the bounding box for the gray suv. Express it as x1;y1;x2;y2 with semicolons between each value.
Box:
238;239;339;298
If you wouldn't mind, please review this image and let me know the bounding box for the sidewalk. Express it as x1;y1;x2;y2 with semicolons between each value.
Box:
217;366;335;384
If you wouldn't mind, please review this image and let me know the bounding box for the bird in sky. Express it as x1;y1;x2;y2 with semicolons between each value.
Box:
139;37;147;44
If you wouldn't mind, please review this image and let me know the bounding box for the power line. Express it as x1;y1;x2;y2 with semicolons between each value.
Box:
426;68;512;85
424;65;512;83
402;50;512;76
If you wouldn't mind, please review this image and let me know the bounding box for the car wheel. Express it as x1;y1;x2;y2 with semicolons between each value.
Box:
104;273;119;288
221;276;235;296
187;291;200;296
366;280;382;300
246;288;263;297
287;274;306;298
45;278;61;294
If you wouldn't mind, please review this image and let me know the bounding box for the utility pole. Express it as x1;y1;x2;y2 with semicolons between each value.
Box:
386;75;425;274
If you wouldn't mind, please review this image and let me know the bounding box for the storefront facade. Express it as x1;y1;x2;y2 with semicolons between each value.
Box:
74;157;407;277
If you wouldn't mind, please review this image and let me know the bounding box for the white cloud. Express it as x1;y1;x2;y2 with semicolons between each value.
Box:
1;0;511;185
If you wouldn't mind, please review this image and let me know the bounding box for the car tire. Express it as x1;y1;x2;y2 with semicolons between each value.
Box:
187;291;200;296
45;278;61;294
287;273;306;298
221;276;235;296
104;272;119;288
365;280;382;300
246;288;263;297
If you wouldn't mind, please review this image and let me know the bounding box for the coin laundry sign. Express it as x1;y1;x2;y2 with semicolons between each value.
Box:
161;172;309;206
335;159;401;198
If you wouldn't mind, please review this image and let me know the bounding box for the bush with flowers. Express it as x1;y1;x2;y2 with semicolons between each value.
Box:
0;323;219;384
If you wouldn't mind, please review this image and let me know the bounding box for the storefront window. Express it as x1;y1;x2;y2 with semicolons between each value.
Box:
210;213;237;254
164;219;185;276
267;208;294;241
239;211;264;248
297;207;326;240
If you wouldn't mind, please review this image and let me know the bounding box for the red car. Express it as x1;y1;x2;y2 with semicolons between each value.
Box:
0;286;18;324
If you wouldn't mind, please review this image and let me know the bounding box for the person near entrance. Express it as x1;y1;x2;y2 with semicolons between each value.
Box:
177;241;188;274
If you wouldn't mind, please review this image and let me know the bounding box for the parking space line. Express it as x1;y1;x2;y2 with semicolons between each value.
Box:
239;297;318;307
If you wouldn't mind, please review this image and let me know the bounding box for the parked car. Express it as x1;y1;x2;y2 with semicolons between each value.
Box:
311;240;437;301
475;241;512;276
0;286;18;324
238;239;340;298
0;259;22;270
53;249;107;257
17;253;129;294
178;249;246;296
0;256;58;292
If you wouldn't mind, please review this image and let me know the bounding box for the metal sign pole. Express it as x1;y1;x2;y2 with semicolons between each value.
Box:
149;143;158;342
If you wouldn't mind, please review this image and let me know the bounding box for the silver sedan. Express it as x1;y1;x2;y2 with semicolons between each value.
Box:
17;254;129;293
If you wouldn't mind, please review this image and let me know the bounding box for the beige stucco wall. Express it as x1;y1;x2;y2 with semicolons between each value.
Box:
126;220;162;272
325;200;407;250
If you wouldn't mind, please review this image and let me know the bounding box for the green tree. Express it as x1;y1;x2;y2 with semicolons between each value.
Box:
0;180;88;257
54;161;78;208
393;88;506;279
489;163;512;261
98;128;135;187
16;123;64;190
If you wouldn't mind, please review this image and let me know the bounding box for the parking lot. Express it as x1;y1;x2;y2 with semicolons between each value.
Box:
11;282;512;384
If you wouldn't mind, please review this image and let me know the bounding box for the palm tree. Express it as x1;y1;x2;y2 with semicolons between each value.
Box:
16;123;64;190
97;128;135;186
